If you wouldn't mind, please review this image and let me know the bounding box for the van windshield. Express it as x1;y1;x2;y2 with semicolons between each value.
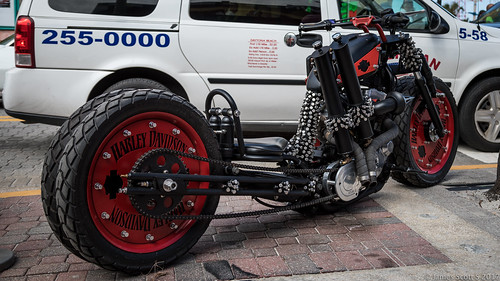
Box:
476;2;500;23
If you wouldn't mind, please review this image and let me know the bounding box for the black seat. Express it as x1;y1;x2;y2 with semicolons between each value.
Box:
235;137;288;156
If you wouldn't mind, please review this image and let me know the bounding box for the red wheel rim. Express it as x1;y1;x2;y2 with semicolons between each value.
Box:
409;92;455;174
87;112;209;253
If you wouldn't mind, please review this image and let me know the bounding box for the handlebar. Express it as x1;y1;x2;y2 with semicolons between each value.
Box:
299;19;351;32
299;12;409;33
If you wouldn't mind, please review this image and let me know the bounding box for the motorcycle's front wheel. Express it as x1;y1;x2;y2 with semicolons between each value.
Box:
392;76;459;187
55;90;221;273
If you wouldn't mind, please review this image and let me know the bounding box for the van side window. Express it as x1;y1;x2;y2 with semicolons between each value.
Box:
189;0;321;25
338;0;429;31
48;0;159;17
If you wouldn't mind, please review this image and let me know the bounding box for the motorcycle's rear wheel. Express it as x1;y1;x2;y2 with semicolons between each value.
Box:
42;90;124;258
392;76;458;187
55;90;221;273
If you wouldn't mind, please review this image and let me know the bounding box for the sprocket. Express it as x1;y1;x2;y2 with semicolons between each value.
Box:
129;149;188;218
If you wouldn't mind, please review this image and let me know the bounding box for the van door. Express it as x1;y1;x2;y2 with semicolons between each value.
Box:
179;0;328;132
330;0;459;90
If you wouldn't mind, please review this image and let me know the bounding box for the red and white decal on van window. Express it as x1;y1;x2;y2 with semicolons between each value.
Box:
247;39;278;69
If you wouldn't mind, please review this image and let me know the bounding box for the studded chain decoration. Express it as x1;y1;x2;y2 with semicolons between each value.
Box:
325;113;354;133
348;95;374;127
397;37;423;72
285;90;324;162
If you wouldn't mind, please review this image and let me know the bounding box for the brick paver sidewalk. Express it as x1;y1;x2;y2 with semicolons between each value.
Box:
0;195;450;280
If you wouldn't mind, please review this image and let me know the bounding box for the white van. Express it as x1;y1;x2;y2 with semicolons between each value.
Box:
4;0;500;151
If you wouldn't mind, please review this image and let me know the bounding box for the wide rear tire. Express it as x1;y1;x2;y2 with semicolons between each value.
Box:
55;90;221;273
42;91;124;257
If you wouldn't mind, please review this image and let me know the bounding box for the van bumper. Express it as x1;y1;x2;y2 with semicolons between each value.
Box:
3;68;111;124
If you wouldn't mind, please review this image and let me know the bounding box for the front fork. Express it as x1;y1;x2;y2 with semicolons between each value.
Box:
414;59;445;138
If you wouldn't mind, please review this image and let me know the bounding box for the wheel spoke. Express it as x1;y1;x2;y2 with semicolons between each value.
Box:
484;121;500;142
475;109;495;123
491;91;500;110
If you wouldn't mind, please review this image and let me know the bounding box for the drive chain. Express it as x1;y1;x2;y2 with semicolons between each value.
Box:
130;148;338;220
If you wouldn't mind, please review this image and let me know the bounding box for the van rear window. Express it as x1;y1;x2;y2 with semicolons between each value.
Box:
48;0;158;17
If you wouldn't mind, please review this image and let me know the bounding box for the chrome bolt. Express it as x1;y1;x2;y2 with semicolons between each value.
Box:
186;200;194;208
149;121;157;129
123;130;132;137
101;212;110;220
426;164;433;168
102;152;111;159
436;159;442;163
172;128;180;135
188;147;196;154
94;183;103;190
170;223;178;230
146;234;154;241
121;230;129;238
418;159;424;163
163;179;177;192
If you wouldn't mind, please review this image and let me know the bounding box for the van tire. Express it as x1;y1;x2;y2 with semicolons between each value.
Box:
459;77;500;152
41;90;124;257
103;78;168;93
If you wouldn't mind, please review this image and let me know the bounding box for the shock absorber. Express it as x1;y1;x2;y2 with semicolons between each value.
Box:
311;42;353;155
220;108;235;160
208;107;222;143
331;33;374;141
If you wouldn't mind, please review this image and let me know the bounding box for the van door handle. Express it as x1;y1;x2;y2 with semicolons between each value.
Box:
297;33;322;48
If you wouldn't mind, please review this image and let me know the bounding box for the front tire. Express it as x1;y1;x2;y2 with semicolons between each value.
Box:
459;77;500;152
392;76;459;187
55;90;221;273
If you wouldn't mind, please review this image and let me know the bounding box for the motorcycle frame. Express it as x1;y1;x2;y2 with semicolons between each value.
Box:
125;16;444;202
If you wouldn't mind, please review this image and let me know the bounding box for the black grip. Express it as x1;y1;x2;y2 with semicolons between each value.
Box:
381;12;409;27
299;20;332;32
299;19;353;32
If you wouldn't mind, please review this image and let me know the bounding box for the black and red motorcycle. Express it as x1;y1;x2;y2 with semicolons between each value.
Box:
42;11;458;273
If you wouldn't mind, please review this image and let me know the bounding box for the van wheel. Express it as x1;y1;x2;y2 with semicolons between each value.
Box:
42;90;125;257
104;78;168;93
55;90;221;273
459;77;500;152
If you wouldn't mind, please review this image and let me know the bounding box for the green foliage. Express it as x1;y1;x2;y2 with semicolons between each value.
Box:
443;1;463;16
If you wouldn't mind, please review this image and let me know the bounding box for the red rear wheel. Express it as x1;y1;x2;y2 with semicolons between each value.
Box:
55;90;220;273
87;112;209;253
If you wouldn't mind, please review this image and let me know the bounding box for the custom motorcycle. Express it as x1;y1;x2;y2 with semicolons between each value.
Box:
41;11;458;273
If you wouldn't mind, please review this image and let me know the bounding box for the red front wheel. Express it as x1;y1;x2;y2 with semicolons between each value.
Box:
392;76;459;187
55;90;221;273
